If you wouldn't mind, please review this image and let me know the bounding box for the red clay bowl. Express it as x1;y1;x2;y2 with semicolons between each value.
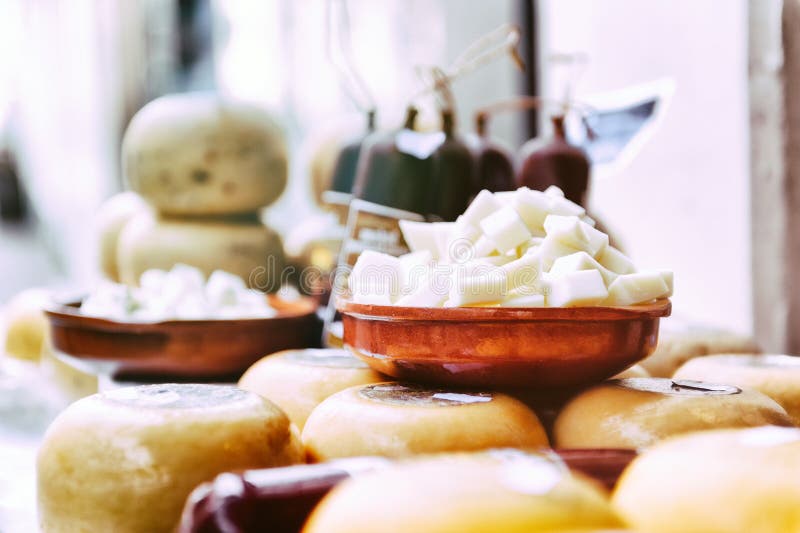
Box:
338;299;671;388
45;295;320;380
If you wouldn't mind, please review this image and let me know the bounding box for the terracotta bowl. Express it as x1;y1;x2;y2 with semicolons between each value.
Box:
45;295;320;380
338;299;671;388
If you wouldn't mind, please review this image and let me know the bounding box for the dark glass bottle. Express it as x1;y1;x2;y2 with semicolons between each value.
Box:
518;115;590;206
428;109;475;221
351;107;432;216
329;109;376;194
471;113;515;194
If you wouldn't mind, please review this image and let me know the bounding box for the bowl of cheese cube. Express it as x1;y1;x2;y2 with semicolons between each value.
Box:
337;186;672;388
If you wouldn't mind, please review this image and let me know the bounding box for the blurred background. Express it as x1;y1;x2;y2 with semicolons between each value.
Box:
0;0;792;349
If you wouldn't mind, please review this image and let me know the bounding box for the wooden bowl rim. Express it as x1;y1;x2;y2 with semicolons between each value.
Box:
338;298;671;322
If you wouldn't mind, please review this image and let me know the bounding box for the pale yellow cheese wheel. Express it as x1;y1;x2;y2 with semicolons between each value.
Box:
238;349;383;431
117;210;285;289
37;384;303;533
554;378;793;449
613;426;800;533
674;354;800;425
3;288;50;362
123;93;287;215
304;450;623;533
641;325;760;377
95;191;151;281
302;382;549;461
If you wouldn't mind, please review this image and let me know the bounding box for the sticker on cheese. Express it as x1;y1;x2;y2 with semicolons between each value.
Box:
3;288;51;362
238;349;383;431
36;384;303;533
612;427;800;533
304;450;622;533
302;382;548;461
553;377;792;449
95;191;151;282
674;354;800;425
122;93;288;215
116;210;285;290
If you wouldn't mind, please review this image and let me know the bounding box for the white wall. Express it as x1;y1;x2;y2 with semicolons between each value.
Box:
540;0;752;333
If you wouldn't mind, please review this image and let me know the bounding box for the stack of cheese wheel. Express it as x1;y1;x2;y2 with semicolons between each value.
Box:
98;93;288;288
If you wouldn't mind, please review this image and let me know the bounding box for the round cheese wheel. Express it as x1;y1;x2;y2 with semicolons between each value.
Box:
95;191;151;281
611;364;650;379
3;288;50;362
123;93;288;215
37;384;303;533
674;354;800;425
117;211;285;289
640;324;760;377
554;378;793;449
613;426;800;533
304;450;623;533
302;382;548;461
238;349;383;431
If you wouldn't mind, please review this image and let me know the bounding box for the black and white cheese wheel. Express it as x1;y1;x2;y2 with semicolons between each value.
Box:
302;382;548;461
613;427;800;532
674;354;800;425
238;349;383;431
117;210;285;289
554;378;793;449
37;384;303;533
304;450;622;533
123;93;287;215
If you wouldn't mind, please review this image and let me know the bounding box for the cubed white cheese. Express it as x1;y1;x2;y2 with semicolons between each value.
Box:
544;185;565;198
500;293;546;307
605;272;670;306
501;254;544;293
546;269;608;307
447;272;507;307
531;234;582;272
548;196;586;217
461;189;500;226
543;215;608;257
394;273;446;307
349;250;402;301
511;188;550;236
480;206;533;254
597;245;636;275
398;251;433;295
205;270;247;307
549;251;618;286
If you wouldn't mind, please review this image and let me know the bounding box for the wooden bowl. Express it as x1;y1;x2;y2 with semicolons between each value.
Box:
338;299;671;388
45;295;320;380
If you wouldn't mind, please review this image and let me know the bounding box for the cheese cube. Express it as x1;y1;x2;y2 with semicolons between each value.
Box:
512;188;550;236
349;251;402;301
597;245;636;275
205;270;247;307
532;235;582;272
493;191;516;204
548;196;586;217
605;272;669;306
352;292;394;306
543;215;608;257
445;218;482;263
394;273;446;307
399;220;435;256
447;272;507;307
501;254;544;293
581;215;596;227
461;190;500;226
549;251;618;286
501;293;546;308
659;270;674;297
398;251;433;295
544;185;565;197
480;207;532;254
546;269;608;307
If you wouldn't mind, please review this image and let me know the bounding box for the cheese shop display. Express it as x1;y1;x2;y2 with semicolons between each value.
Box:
303;450;623;533
553;378;793;449
238;349;384;430
116;210;285;289
302;382;548;461
37;384;303;533
95;191;151;282
348;186;672;308
122;93;288;216
639;320;761;377
2;287;51;362
612;427;800;533
81;264;277;321
674;354;800;424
